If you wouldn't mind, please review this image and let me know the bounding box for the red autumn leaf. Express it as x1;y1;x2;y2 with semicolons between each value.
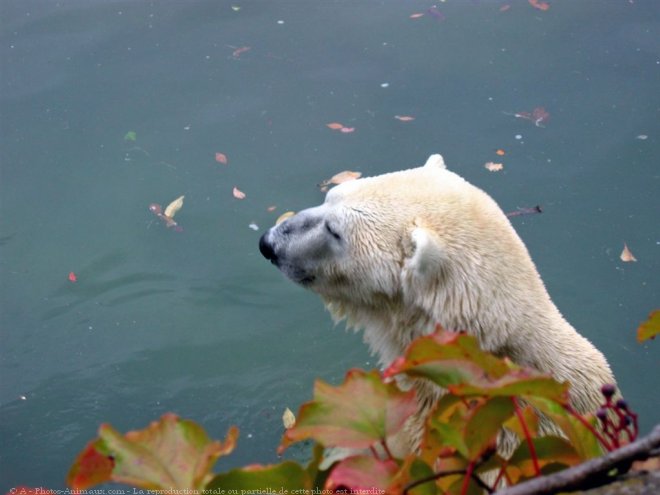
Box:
529;0;550;11
233;187;246;199
67;441;114;489
325;456;399;492
326;122;344;130
215;152;228;165
68;272;77;283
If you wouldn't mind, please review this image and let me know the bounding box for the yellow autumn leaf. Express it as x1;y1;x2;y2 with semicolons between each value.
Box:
282;408;296;429
163;195;184;218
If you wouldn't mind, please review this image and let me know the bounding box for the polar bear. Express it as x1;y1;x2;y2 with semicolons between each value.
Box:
259;154;615;456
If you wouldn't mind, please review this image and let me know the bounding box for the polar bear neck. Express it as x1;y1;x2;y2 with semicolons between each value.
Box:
323;261;614;416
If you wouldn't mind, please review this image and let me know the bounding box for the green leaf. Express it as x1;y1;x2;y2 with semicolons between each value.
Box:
526;397;603;460
448;371;570;404
507;436;581;483
325;455;399;492
68;413;238;490
463;397;515;460
279;369;416;452
389;457;437;495
124;131;137;141
207;461;310;491
383;331;511;387
637;310;660;342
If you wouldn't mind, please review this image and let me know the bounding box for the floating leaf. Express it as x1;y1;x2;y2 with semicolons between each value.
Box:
326;122;344;130
394;115;415;122
68;414;237;491
529;0;550;11
495;149;506;156
164;195;184;218
484;162;503;172
208;461;311;491
279;369;416;453
124;131;137;142
267;205;277;212
319;170;362;189
282;408;296;429
340;126;355;133
409;13;425;19
637;310;660;343
232;187;246;199
68;272;77;283
325;456;399;492
620;243;637;262
276;211;295;225
232;46;250;58
215;152;228;164
248;223;259;231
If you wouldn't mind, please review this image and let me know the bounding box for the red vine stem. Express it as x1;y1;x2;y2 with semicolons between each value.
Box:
380;438;395;461
563;404;613;452
460;461;475;495
513;397;540;476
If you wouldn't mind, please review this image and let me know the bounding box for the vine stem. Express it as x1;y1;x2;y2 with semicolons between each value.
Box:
563;404;613;452
512;397;540;476
460;462;475;495
380;438;395;461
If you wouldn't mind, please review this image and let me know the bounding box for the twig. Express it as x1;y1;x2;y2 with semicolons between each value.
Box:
403;467;493;495
495;424;660;495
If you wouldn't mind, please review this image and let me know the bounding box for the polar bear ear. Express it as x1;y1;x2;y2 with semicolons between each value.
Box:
423;154;446;170
402;226;447;294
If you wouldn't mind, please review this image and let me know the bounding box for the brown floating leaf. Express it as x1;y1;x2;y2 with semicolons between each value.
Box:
163;195;184;218
620;243;637;262
484;162;504;172
326;122;344;130
318;170;362;189
232;187;246;200
276;211;295;225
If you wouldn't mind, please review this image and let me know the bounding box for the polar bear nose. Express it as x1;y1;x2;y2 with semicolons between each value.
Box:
259;232;278;264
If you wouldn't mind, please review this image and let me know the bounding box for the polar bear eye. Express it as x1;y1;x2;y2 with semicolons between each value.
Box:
325;221;341;241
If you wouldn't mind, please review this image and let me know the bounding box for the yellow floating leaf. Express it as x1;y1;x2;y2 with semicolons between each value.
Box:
319;170;362;189
276;211;295;225
282;408;296;429
163;195;184;218
484;162;504;172
620;243;637;262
